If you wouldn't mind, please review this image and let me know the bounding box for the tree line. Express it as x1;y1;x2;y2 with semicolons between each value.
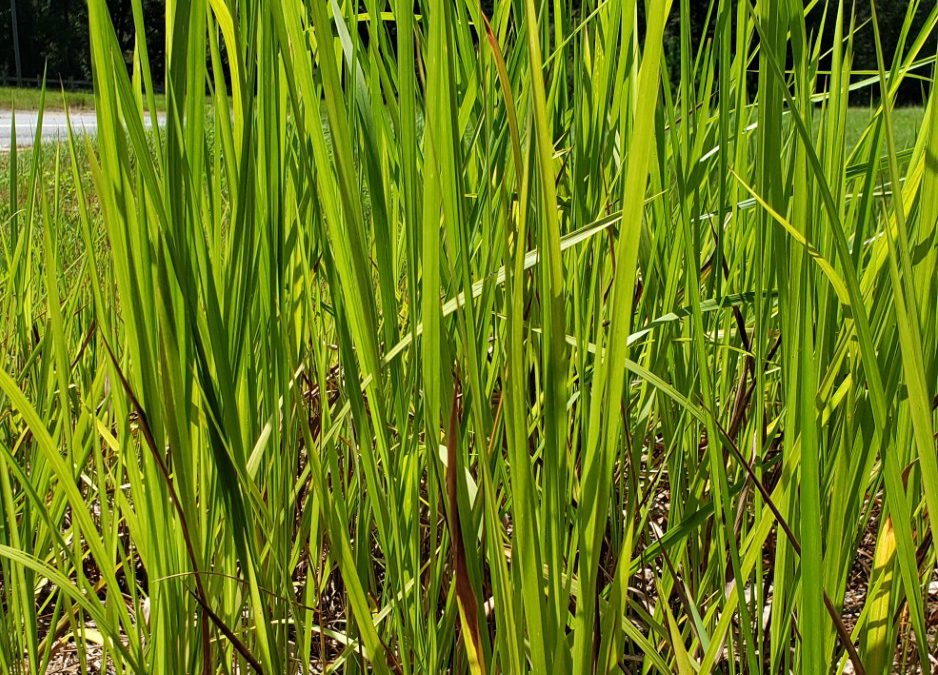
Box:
1;1;934;104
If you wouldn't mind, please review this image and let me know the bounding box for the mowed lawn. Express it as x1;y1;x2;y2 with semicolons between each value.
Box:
842;104;925;150
0;85;165;111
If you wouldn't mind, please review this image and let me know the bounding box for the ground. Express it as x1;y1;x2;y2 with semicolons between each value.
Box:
0;86;166;112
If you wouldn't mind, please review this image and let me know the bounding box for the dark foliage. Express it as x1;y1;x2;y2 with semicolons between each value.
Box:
0;0;163;88
0;0;934;104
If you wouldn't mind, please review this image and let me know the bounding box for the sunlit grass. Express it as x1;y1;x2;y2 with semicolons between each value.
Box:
0;1;936;674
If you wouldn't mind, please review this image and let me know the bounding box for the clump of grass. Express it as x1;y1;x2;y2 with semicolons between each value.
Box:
0;0;936;673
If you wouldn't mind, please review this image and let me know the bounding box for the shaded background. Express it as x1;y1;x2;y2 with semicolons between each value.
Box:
0;0;163;88
0;1;934;104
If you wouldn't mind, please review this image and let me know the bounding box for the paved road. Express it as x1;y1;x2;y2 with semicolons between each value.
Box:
0;110;162;148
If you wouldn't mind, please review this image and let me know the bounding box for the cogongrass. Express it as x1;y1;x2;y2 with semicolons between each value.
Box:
0;0;936;673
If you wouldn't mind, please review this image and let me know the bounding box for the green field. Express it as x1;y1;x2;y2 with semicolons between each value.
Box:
843;105;926;150
0;1;936;675
0;86;167;112
0;86;97;111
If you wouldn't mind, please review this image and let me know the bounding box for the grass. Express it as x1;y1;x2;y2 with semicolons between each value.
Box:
0;86;166;112
843;105;926;150
0;1;936;674
0;86;98;111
